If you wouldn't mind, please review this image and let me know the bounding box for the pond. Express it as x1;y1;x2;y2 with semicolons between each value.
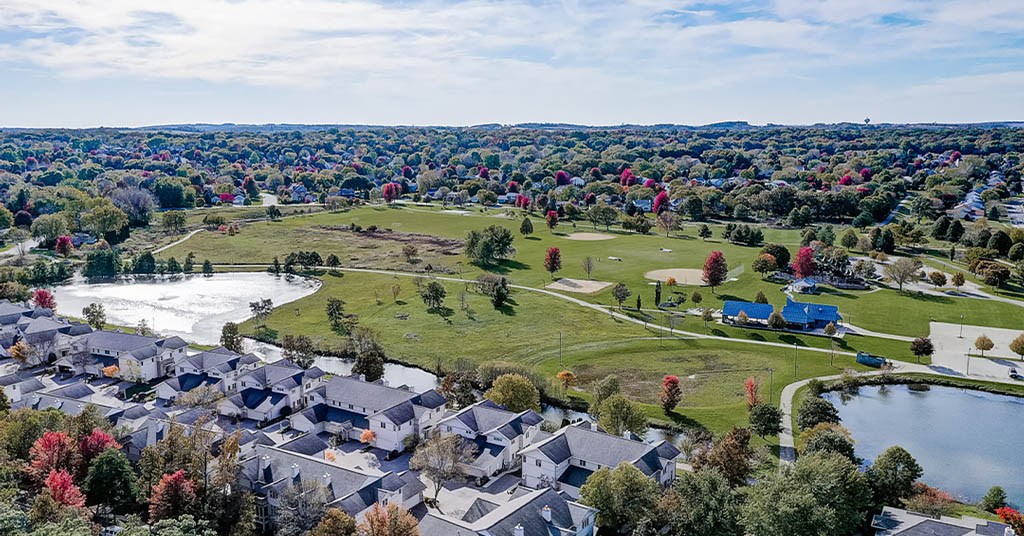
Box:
52;272;320;345
823;385;1024;507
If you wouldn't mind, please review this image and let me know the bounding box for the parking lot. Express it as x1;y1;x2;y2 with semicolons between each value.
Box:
929;322;1024;379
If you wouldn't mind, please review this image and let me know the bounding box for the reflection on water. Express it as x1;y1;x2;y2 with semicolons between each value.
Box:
53;273;320;345
823;385;1024;507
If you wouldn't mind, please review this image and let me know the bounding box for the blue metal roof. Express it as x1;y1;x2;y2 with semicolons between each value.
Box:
722;300;774;320
781;298;840;325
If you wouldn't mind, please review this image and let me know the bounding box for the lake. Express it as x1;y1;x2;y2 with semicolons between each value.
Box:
52;272;320;345
823;385;1024;506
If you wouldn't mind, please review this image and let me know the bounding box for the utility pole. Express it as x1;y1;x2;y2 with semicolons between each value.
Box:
793;343;798;378
769;368;774;404
559;332;563;368
959;313;965;338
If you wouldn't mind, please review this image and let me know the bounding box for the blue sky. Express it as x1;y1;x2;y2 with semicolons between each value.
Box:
0;0;1022;128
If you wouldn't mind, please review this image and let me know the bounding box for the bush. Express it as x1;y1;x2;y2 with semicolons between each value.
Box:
476;361;548;395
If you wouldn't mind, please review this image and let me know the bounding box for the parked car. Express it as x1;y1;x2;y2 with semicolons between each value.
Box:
1009;368;1020;380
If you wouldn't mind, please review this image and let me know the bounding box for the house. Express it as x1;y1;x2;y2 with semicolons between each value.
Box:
218;360;309;423
0;371;47;403
419;487;598;536
436;400;545;478
239;444;425;531
871;506;1011;536
0;300;93;367
789;278;818;294
290;374;446;453
520;422;680;499
780;297;841;330
62;330;189;381
156;346;261;402
721;300;774;324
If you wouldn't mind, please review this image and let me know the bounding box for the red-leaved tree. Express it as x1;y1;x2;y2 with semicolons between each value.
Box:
702;251;728;293
744;377;762;408
55;236;73;257
620;168;636;186
79;428;121;466
997;507;1024;535
149;470;198;522
479;166;489;179
33;289;56;310
544;247;562;279
653;191;669;214
507;181;519;193
382;182;401;204
45;469;85;508
545;210;559;231
792;246;816;278
660;375;681;413
555;170;570;186
27;431;77;485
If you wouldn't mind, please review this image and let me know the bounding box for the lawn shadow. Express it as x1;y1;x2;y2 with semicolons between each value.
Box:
497;303;517;316
395;300;407;306
663;411;705;430
710;328;728;337
487;259;531;274
524;236;541;241
778;334;807;347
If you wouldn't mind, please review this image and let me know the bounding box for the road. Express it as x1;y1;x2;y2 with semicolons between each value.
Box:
152;229;204;254
0;236;38;257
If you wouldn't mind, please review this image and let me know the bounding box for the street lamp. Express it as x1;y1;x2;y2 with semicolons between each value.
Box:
959;314;965;338
793;343;799;378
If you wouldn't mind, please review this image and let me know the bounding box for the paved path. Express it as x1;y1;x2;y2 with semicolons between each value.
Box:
843;322;915;342
877;194;912;227
0;237;38;257
260;193;279;206
152;229;204;254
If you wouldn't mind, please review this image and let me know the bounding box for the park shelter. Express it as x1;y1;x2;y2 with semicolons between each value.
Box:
721;300;774;324
781;298;841;330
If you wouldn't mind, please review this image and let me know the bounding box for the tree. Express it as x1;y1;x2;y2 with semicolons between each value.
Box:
44;469;85;508
83;448;137;513
910;336;934;364
796;397;840;430
928;271;947;288
9;340;32;364
162;211;187;233
800;425;857;464
326;297;347;332
611;282;631;308
579;462;661;533
655;467;743;536
484;373;540;412
84;203;129;237
981;486;1007;512
556;370;577;397
760;243;791;269
419;280;446;311
952;271;965;291
545;210;559;231
27;431;77;485
543;247;562;279
701;307;714;331
744;376;762;407
698;224;712;240
30;214;68;247
975;334;994;357
840;229;859;250
660;375;681;413
202;260;214;275
997;508;1024;536
283;334;317;368
596;394;648;437
791;246;816;278
519;217;533;236
868;446;923;508
357;502;419;536
884;257;923;292
219;322;244;353
657;210;678;237
692;427;754;487
249;298;274;327
464;225;515;266
1009;334;1024;360
133;251;157;274
592;374;620;417
348;327;385;382
474;273;510;309
55;235;73;257
78;428;120;466
409;434;476;499
149;470;198;522
32;289;56;310
740;452;871;536
752;253;776;279
581;256;595;279
702;251;728;293
749;403;782;439
311;509;357;536
382;182;401;204
275;480;328;536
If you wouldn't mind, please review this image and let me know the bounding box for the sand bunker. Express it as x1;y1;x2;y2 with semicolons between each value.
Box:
565;232;615;241
546;278;614;294
644;268;705;285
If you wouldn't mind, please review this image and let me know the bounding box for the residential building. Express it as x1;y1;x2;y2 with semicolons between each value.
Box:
437;400;545;478
218;360;316;423
419;487;597;536
872;506;1012;536
63;330;189;381
520;423;680;498
155;346;261;402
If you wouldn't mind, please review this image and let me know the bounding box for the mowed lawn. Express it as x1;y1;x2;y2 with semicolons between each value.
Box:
239;271;879;438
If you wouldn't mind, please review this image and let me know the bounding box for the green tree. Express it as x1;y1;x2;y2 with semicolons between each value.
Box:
483;373;540;412
82;303;106;330
220;322;244;354
980;486;1007;512
162;211;187;233
519;217;533;236
83;448;138;514
596;394;648;437
325;297;347;333
868;446;923;508
796;397;840;430
579;462;661;533
592;375;620;417
29;214;68;247
464;225;515;266
347;327;385;382
665;468;743;536
202;260;214;275
282;334;316;368
83;203;128;237
408;434;476;499
420;280;446;311
748;403;782;439
611;282;631;308
840;228;859;250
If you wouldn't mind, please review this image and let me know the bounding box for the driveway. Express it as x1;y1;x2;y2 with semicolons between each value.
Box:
929;322;1024;379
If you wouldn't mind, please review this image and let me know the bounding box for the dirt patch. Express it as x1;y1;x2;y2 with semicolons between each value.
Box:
545;278;613;295
314;226;463;251
644;268;705;285
565;232;615;241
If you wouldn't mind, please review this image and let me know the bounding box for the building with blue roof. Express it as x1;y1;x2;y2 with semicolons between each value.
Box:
721;300;774;324
781;298;841;330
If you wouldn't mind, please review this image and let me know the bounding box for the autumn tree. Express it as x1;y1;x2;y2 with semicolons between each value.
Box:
543;247;562;279
27;431;77;485
692;427;754;487
791;246;816;279
149;470;198;522
9;340;33;364
409;434;476;499
556;370;577;397
975;334;994;357
910;336;934;364
952;271;966;291
660;375;681;413
702;251;728;293
311;509;357;536
484;373;540;412
752;254;776;279
767;311;786;330
596;394;648;437
357;502;420;536
44;469;85;508
545;210;559;231
1009;334;1024;360
33;289;56;310
78;428;120;467
928;271;947;288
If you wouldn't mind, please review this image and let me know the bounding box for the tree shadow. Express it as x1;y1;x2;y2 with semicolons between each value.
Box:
710;328;728;337
395;300;407;306
663;411;705;429
487;259;531;274
524;236;542;241
428;306;455;320
497;303;517;316
779;334;807;347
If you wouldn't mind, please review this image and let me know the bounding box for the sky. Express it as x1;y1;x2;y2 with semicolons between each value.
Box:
0;0;1022;128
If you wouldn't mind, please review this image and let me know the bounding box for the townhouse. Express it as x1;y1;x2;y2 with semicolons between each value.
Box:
155;346;261;402
419;487;597;536
436;400;545;479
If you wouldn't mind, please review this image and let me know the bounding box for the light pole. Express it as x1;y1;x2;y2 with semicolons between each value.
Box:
559;332;563;368
793;343;798;378
768;368;774;403
966;346;971;376
959;313;965;338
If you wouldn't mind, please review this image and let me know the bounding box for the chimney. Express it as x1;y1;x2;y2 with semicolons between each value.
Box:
291;463;300;479
590;422;599;432
622;430;631;439
258;455;270;480
321;473;331;489
541;505;551;523
513;524;524;536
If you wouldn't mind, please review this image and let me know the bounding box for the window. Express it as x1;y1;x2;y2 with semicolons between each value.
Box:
579;460;585;467
381;422;386;429
535;460;542;467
